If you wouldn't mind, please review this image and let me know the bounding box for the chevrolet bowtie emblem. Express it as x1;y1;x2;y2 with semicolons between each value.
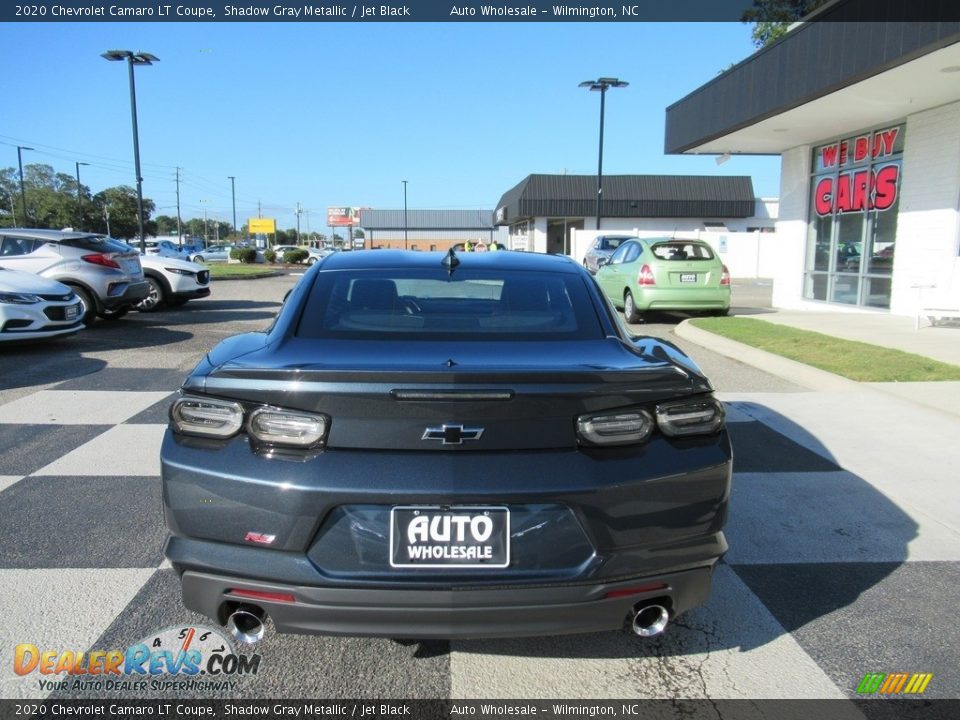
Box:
422;424;485;445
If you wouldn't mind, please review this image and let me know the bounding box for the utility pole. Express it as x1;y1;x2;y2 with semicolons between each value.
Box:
258;200;262;218
175;167;183;247
75;161;90;231
295;202;302;244
203;208;208;243
228;175;236;238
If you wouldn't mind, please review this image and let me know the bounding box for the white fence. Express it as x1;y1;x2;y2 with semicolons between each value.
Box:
570;229;780;279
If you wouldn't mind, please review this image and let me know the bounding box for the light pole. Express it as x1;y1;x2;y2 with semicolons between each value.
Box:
75;161;90;230
16;145;33;226
228;176;237;238
102;50;158;253
578;77;628;230
402;180;408;250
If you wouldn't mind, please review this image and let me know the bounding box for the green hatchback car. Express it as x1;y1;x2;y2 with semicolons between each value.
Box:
595;237;730;323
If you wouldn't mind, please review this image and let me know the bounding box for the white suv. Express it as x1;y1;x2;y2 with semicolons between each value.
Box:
0;228;148;323
134;254;212;312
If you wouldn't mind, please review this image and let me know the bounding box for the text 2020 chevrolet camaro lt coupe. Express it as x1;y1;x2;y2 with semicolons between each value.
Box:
161;250;731;642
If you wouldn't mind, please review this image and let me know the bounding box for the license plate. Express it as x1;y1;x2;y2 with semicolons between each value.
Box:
680;273;698;283
65;304;79;320
389;506;510;568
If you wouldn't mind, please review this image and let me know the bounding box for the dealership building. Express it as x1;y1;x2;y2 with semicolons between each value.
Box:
493;174;776;256
665;1;960;316
359;209;507;251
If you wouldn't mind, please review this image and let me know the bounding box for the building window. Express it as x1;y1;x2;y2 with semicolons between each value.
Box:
804;124;904;308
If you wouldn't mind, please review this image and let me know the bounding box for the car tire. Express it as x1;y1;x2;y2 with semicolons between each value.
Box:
193;255;204;263
98;306;129;321
136;277;165;313
307;257;317;266
624;291;644;324
69;285;96;325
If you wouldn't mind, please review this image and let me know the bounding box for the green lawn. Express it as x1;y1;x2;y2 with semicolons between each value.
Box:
206;264;283;279
689;317;960;382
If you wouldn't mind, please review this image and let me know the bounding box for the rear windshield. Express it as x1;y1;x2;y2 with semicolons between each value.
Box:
59;235;137;254
296;269;602;341
650;242;715;261
598;237;629;251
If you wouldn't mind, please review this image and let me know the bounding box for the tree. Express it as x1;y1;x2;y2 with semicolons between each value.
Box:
154;215;180;236
741;0;829;47
91;186;156;239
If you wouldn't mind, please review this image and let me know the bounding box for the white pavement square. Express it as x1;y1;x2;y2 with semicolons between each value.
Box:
0;391;171;426
0;475;23;494
32;425;167;477
0;568;156;699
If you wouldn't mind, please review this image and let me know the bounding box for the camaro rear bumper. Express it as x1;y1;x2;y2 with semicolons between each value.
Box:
177;563;718;639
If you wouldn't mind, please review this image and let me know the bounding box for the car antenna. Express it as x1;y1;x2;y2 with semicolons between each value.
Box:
441;247;460;276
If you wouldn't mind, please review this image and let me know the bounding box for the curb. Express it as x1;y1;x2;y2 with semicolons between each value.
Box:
674;319;861;392
209;270;288;281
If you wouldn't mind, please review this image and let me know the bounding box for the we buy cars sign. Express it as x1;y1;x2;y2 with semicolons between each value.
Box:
813;125;903;216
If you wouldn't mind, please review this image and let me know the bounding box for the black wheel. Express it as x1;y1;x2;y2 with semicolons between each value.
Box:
192;255;204;263
98;306;129;321
69;285;96;325
135;277;165;312
306;257;317;266
624;291;643;324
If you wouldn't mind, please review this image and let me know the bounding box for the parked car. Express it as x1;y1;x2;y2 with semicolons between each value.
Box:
0;229;148;323
135;254;211;312
188;244;233;263
595;237;731;323
583;235;637;274
162;249;731;642
141;239;190;259
0;267;84;342
273;245;328;265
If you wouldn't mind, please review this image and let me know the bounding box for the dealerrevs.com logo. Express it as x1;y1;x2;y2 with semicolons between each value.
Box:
13;626;261;694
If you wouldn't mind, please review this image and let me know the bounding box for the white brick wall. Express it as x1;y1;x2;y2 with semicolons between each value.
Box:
771;145;811;309
891;100;960;314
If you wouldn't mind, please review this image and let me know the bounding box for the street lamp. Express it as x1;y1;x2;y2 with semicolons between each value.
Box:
228;176;237;238
16;145;34;226
402;180;409;250
102;49;159;253
75;162;90;230
578;77;628;230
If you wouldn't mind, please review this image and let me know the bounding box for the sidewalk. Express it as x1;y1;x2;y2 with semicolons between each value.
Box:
675;308;960;419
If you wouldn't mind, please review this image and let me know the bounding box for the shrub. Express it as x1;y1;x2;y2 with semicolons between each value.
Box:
263;249;276;264
229;247;242;260
239;247;258;264
283;248;309;264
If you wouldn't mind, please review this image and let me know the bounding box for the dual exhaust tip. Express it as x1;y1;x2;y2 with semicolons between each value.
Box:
226;604;267;644
630;603;669;638
225;601;669;644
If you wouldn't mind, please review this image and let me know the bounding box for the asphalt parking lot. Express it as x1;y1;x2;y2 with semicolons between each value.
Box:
1;274;957;702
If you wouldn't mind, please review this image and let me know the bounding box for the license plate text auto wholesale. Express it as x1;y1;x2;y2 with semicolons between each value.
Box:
680;273;698;283
389;506;510;568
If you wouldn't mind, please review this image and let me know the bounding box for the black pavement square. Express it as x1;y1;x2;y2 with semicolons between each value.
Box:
731;562;960;698
125;395;176;424
0;424;110;476
0;475;166;568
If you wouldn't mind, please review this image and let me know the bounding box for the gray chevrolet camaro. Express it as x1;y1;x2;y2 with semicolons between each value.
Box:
161;249;732;642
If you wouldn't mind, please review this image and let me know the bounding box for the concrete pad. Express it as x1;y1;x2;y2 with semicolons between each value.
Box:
866;381;960;419
726;472;960;564
449;565;848;700
0;568;155;699
32;425;166;476
0;391;171;425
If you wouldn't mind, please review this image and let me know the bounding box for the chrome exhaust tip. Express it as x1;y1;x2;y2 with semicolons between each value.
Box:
631;604;669;638
226;605;267;644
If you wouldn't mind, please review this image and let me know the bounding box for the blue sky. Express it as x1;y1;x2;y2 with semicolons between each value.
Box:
1;21;780;231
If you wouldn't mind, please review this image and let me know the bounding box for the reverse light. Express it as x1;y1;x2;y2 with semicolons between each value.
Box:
248;407;328;448
656;397;725;437
170;396;244;438
577;410;654;446
720;265;731;286
637;264;656;286
81;253;121;269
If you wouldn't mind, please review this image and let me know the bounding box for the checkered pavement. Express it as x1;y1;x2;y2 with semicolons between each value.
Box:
1;369;957;701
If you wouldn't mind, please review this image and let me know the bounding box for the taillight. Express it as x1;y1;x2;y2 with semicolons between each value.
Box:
170;396;244;438
576;410;654;446
656;397;725;437
720;265;731;286
248;407;328;448
637;264;656;286
81;253;121;269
